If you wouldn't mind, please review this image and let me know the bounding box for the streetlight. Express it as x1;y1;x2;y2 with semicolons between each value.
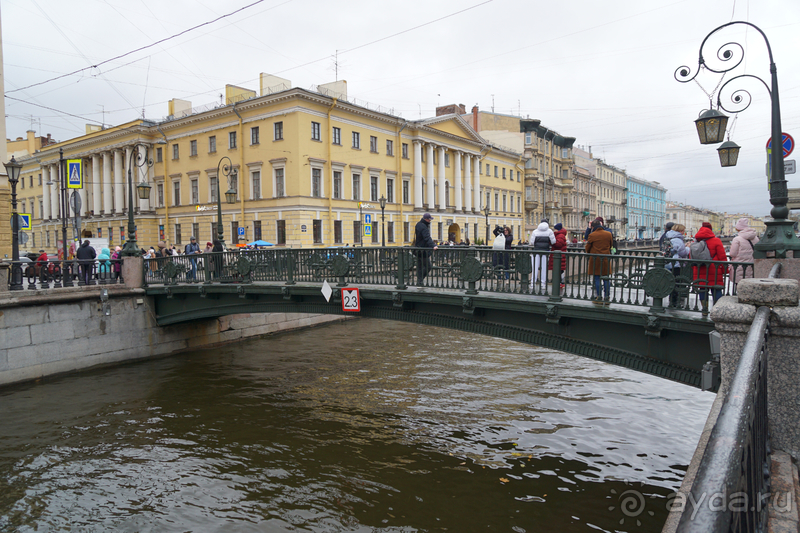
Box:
214;156;237;248
3;156;23;290
483;204;491;245
121;144;154;256
676;21;800;258
379;195;387;247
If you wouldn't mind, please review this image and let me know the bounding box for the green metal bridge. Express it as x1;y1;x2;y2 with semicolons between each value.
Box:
143;247;751;391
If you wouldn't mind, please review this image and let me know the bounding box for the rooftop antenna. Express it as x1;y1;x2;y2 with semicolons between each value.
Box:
518;100;521;116
418;104;421;119
334;50;339;81
98;105;106;129
491;94;495;113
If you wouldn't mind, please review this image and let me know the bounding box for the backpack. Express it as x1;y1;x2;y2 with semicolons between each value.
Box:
690;240;712;261
662;237;674;258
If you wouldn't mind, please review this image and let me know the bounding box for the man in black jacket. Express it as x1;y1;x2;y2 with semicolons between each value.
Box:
414;213;438;285
75;240;97;285
184;236;201;281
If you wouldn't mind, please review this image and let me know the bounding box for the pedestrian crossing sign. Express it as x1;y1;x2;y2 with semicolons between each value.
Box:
364;224;372;237
67;159;83;189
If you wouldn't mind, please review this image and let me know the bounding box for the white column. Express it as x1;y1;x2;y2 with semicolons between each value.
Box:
125;147;132;212
102;152;112;215
42;165;51;220
454;151;463;212
464;155;472;212
50;164;59;218
472;157;481;211
114;149;124;214
137;145;151;211
92;155;101;216
426;144;434;210
437;146;446;210
413;141;423;209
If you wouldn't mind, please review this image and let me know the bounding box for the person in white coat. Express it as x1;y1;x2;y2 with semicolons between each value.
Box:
729;217;760;285
529;221;555;293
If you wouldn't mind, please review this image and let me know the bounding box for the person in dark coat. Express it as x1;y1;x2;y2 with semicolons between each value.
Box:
184;236;201;281
210;240;224;279
692;222;727;304
548;223;568;290
658;221;675;252
414;213;438;285
75;240;97;285
585;220;613;302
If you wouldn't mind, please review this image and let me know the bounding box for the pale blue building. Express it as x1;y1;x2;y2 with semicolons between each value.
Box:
626;176;667;239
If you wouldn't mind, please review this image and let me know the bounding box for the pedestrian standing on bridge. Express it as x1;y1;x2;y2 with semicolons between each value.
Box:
185;236;201;282
665;224;689;307
692;222;727;306
729;218;759;286
529;220;555;293
75;239;97;285
585;220;613;303
659;221;674;253
414;213;438;286
548;223;568;293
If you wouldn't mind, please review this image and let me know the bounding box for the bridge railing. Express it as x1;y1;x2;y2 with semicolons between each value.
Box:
140;247;754;314
675;264;778;532
5;258;124;290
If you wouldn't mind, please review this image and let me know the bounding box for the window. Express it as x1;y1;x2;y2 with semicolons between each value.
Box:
494;193;499;211
404;221;410;242
386;178;394;203
402;143;408;159
502;168;506;179
229;131;237;149
172;144;179;160
230;221;239;245
193;223;199;241
370;176;378;202
252;171;261;199
230;173;238;200
334;220;343;244
486;191;490;210
332;127;341;145
562;148;569;158
175;224;182;245
494;165;498;177
274;121;283;140
210;177;218;203
388;221;394;243
352;131;360;149
108;228;113;245
311;121;321;141
353;221;362;244
38;173;42;186
369;136;378;153
313;220;322;244
445;153;450;167
503;194;507;212
254;221;262;241
210;222;218;241
312;168;321;197
275;168;285;197
386;139;393;156
517;197;521;213
352;174;360;200
277;220;286;245
209;136;216;153
173;181;181;206
402;180;409;204
251;126;260;145
156;147;163;162
525;132;532;144
486;163;490;175
437;222;443;241
517;171;521;182
190;140;197;156
371;222;378;243
191;178;199;204
38;198;43;218
333;171;342;199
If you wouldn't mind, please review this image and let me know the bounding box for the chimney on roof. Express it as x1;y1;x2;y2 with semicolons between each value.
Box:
472;105;479;131
435;103;466;117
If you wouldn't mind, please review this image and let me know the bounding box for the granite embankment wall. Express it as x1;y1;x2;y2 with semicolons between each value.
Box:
0;286;347;388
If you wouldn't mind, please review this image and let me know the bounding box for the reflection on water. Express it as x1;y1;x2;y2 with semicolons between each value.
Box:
0;318;713;532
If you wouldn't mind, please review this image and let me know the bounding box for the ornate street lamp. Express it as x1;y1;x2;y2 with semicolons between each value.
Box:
717;139;741;167
4;156;23;290
121;144;153;257
379;195;387;247
483;204;491;245
676;21;800;258
214;156;237;248
694;108;729;145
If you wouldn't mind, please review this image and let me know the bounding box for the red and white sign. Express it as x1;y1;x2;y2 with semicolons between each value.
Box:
767;133;794;158
341;288;361;312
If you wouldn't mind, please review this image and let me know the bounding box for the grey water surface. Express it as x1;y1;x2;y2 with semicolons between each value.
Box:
0;318;713;532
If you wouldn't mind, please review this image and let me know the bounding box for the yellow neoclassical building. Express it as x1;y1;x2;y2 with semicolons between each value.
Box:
12;82;524;254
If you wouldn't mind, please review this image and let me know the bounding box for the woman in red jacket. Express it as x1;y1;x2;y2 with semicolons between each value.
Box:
548;223;568;290
692;222;727;304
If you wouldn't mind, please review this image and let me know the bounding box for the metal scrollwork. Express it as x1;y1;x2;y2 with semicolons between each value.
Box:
162;261;186;284
331;255;351;277
236;256;254;278
642;268;676;299
514;253;532;276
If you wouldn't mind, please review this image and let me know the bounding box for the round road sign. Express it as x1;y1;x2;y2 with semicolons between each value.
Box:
767;133;795;158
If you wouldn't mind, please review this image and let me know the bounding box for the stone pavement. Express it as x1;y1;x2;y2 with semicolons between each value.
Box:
769;451;799;533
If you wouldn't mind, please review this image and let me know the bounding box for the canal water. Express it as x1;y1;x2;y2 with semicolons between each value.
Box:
0;318;713;532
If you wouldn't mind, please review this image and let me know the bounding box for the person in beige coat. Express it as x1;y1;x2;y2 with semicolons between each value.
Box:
729;217;760;284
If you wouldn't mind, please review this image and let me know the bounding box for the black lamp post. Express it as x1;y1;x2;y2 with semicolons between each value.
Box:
4;156;23;290
483;204;491;245
379;195;387;247
676;21;800;258
214;156;237;248
121;144;153;256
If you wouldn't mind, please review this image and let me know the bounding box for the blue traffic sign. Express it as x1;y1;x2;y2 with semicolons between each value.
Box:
237;226;245;236
364;214;372;224
767;133;794;158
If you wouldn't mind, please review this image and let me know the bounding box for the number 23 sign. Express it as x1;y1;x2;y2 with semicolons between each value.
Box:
341;288;361;312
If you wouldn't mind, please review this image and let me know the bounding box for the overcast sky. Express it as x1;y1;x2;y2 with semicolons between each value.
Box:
2;0;799;216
